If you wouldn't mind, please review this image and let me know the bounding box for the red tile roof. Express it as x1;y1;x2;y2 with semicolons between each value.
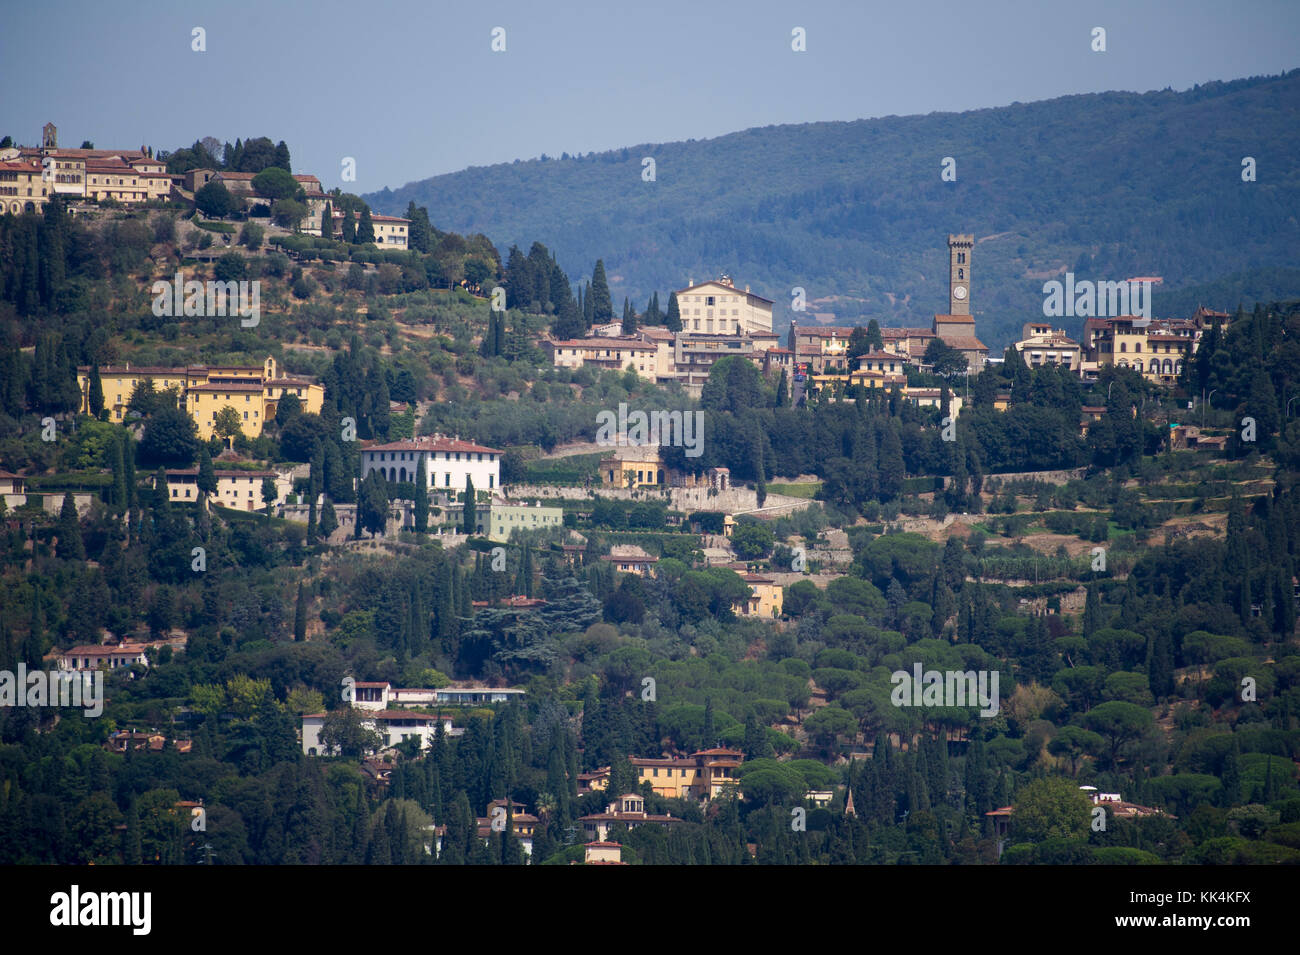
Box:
364;437;502;455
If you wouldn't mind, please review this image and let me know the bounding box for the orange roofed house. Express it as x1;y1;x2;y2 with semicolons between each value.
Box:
631;747;744;800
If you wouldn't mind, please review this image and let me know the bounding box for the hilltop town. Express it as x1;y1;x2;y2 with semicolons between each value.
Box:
1;120;1298;870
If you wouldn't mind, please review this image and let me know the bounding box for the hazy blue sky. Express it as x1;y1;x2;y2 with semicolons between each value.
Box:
4;0;1297;193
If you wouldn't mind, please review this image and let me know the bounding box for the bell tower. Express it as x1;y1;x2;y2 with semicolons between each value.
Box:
42;122;57;149
948;233;974;315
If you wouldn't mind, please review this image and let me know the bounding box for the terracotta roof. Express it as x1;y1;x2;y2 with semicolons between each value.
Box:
34;148;148;161
364;436;502;455
61;645;148;657
676;279;774;304
164;469;277;479
579;812;679;823
332;211;409;224
548;338;655;350
795;326;857;338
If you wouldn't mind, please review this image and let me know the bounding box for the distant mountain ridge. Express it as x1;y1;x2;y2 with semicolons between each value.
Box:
368;70;1300;350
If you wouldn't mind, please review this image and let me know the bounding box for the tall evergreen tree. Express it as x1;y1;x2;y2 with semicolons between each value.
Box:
88;364;104;418
356;208;375;244
462;477;476;536
294;583;307;641
319;497;338;539
110;431;127;509
665;291;682;332
414;456;429;534
1082;582;1101;638
341;209;356;244
865;318;883;351
56;492;84;560
320;202;333;240
588;260;613;323
197;446;217;502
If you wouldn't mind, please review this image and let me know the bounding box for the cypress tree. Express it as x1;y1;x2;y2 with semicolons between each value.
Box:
122;430;137;508
1146;630;1174;699
56;493;84;560
414;455;429;534
589;260;613;323
124;799;143;865
436;560;456;650
665;291;682;332
1220;743;1241;807
341;209;356;244
110;431;127;509
88;364;104;418
462;477;476;535
356;208;375;244
1082;583;1101;638
319;497;338;539
320;201;333;240
293;583;307;641
552;286;584;341
197;446;217;501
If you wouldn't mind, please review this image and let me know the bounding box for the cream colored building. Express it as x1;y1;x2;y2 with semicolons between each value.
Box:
1083;317;1199;386
543;337;658;380
76;355;324;440
160;467;294;511
638;327;677;379
1014;322;1082;372
3;125;173;208
599;446;665;488
676;276;773;335
734;573;784;619
603;545;659;577
0;159;51;214
331;210;410;248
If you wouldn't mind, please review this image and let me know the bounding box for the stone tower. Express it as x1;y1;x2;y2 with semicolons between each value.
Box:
948;233;974;315
42;122;57;149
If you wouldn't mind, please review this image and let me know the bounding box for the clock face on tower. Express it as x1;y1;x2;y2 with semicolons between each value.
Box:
953;285;967;301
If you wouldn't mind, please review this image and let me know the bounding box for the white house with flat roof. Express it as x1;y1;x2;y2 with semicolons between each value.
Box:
301;709;455;756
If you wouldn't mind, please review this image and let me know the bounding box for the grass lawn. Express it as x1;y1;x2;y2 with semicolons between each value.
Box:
768;482;821;498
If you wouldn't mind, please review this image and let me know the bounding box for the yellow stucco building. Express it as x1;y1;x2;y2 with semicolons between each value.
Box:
77;356;323;440
631;748;744;800
734;573;784;619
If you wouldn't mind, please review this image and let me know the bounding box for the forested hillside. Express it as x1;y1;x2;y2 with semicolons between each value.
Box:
369;70;1300;350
